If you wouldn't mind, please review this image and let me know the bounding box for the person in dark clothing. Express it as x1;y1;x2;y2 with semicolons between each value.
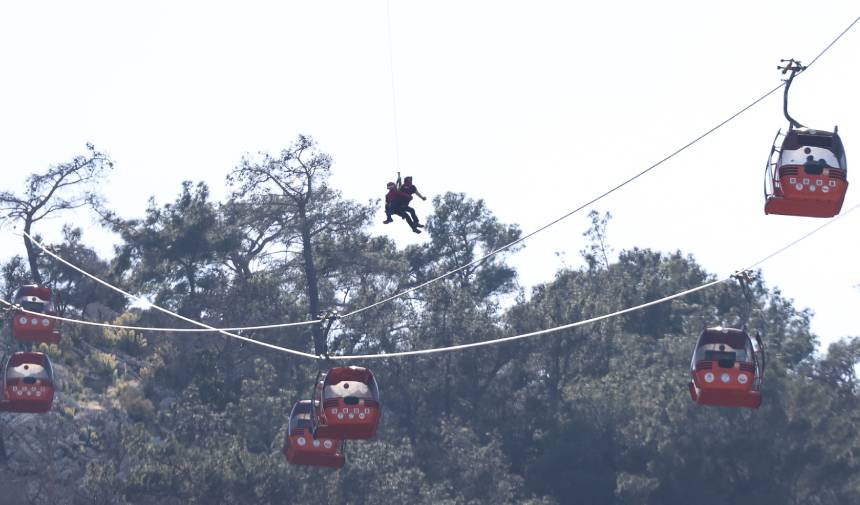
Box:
399;176;426;201
383;182;421;233
395;175;425;227
804;155;826;175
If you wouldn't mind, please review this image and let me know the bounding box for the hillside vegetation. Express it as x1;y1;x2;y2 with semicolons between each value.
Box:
0;138;858;505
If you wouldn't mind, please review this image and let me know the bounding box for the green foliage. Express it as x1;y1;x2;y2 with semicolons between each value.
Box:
87;351;118;379
0;254;29;300
100;313;149;356
83;460;130;505
0;144;112;284
3;143;857;505
117;380;156;423
36;342;62;361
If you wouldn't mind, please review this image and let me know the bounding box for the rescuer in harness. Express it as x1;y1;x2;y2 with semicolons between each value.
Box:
383;182;422;233
399;176;426;202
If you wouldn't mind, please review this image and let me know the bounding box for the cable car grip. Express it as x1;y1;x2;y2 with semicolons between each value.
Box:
778;59;807;129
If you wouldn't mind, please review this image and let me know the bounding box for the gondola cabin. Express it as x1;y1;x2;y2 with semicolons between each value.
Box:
689;327;764;409
0;352;55;413
765;127;848;218
313;366;380;440
11;285;61;344
283;400;345;469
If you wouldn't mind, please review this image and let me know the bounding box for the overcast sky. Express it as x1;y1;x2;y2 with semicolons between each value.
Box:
1;1;857;349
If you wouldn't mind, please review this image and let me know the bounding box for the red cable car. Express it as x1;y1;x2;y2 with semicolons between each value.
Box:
283;400;345;469
313;366;381;440
0;352;55;413
764;59;848;218
765;127;848;217
11;285;61;344
688;327;765;409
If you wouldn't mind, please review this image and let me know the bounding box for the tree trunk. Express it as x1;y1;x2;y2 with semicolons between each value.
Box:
298;202;325;356
0;427;7;462
444;356;451;418
23;218;42;285
548;338;562;415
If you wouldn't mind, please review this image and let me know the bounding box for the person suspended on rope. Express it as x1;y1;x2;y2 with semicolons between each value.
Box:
383;182;421;233
398;176;426;201
394;174;425;227
398;176;427;227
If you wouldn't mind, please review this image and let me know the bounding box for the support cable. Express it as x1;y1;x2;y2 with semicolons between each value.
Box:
329;201;860;360
0;304;316;332
19;232;319;359
336;14;859;321
7;17;857;347
339;82;784;320
19;14;849;335
805;15;860;69
16;200;859;360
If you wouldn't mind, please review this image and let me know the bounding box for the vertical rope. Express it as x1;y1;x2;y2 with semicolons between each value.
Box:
386;0;401;173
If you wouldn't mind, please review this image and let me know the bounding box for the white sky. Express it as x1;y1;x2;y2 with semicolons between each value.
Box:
0;1;857;349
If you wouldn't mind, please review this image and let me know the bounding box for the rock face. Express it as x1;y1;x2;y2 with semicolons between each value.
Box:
0;348;132;505
0;394;122;505
0;302;168;505
0;476;32;505
83;303;120;324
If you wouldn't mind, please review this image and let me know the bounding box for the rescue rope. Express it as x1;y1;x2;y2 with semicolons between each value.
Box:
386;0;401;173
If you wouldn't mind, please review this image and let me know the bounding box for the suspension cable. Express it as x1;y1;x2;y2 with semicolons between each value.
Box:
339;82;784;319
805;15;860;69
336;14;859;321
9;17;857;344
329;201;860;359
332;278;729;360
18;200;859;360
20;232;319;359
0;301;315;332
19;15;851;336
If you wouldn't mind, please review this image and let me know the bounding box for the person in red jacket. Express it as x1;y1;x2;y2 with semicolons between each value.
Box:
384;182;421;233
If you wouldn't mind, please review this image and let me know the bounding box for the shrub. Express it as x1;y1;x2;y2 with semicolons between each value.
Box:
88;351;118;378
117;380;155;423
